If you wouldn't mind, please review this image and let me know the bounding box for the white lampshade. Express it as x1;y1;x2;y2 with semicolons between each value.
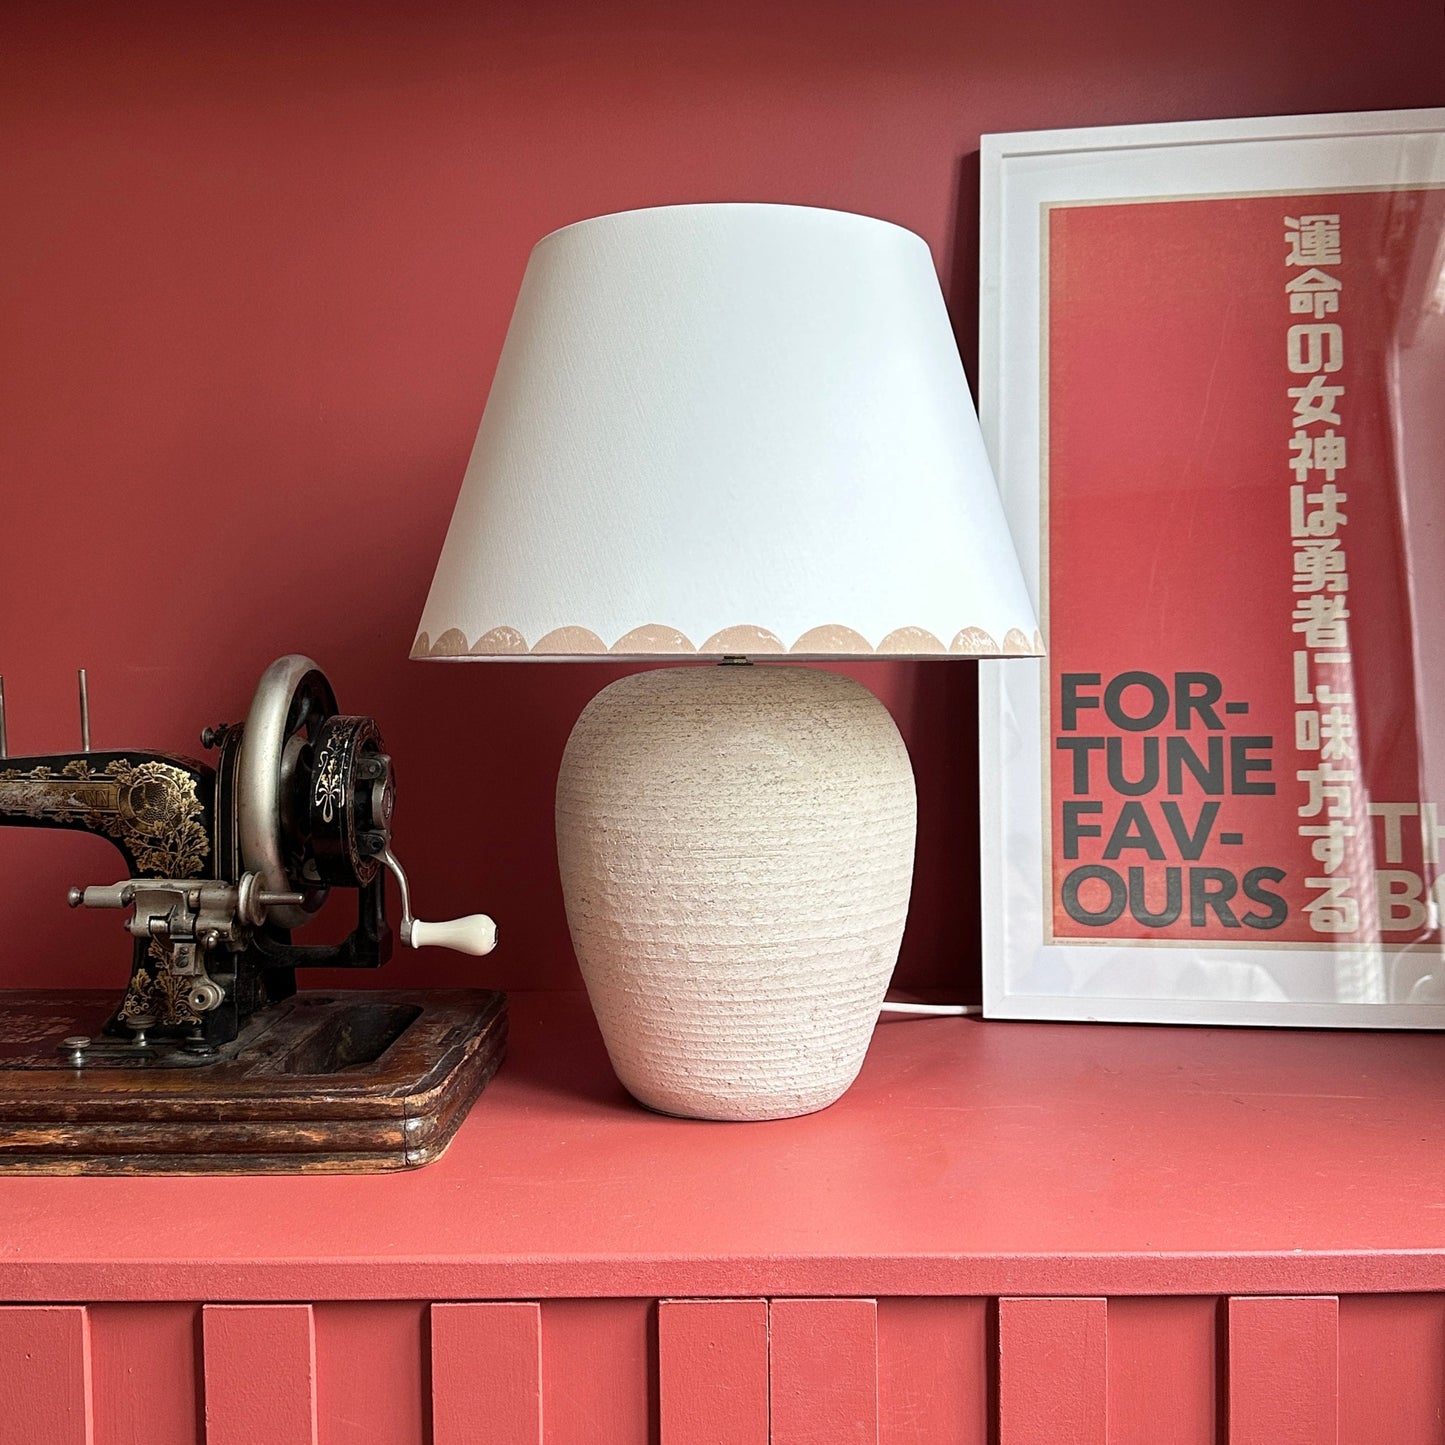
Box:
414;203;1040;660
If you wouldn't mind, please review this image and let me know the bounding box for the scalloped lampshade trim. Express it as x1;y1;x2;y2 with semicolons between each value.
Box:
411;624;1045;659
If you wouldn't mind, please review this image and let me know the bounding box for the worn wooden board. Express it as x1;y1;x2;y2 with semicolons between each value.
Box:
0;989;505;1173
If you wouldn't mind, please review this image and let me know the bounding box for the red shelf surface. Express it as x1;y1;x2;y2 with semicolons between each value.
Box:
1;989;1443;1302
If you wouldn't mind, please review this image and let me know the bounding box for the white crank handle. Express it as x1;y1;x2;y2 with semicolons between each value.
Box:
378;846;499;956
406;914;498;956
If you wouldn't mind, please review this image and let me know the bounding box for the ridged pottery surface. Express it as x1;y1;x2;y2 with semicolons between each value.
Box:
556;664;916;1120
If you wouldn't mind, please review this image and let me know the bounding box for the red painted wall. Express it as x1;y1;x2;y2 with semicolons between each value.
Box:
1;0;1440;997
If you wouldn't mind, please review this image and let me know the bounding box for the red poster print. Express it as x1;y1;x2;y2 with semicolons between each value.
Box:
1047;189;1445;949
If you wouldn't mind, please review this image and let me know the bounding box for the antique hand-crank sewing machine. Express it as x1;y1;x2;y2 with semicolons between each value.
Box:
0;655;505;1173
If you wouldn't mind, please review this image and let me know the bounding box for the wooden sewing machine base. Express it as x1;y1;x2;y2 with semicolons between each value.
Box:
0;988;507;1174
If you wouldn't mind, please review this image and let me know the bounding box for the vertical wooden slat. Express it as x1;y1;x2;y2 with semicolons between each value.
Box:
1228;1295;1338;1445
202;1304;317;1445
1338;1294;1445;1445
541;1299;654;1445
90;1303;201;1445
997;1297;1106;1445
1106;1297;1216;1445
770;1298;879;1445
658;1299;768;1445
0;1304;94;1445
315;1302;427;1445
431;1302;542;1445
876;1297;988;1445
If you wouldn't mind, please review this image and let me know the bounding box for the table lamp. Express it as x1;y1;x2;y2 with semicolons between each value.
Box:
414;203;1041;1120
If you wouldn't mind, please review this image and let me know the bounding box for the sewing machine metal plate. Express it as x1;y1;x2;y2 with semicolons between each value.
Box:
0;655;506;1173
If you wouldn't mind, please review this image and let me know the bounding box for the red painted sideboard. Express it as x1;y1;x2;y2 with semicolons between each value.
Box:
0;989;1442;1444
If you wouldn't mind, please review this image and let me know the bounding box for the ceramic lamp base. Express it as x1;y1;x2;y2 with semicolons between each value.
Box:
555;663;916;1121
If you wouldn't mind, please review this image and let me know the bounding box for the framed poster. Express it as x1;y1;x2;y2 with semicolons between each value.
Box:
979;108;1445;1026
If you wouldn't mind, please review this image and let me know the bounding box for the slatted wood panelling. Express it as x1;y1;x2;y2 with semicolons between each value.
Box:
202;1304;318;1445
1227;1295;1339;1445
769;1297;879;1445
431;1302;543;1445
9;1291;1433;1441
658;1299;768;1445
997;1297;1107;1445
0;1304;94;1445
89;1303;200;1445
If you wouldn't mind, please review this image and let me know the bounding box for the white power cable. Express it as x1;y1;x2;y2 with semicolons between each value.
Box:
878;1002;982;1016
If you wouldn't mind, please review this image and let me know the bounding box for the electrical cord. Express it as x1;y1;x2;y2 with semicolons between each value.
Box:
878;1002;982;1016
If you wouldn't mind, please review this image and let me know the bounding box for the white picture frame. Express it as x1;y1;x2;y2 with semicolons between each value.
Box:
979;108;1445;1026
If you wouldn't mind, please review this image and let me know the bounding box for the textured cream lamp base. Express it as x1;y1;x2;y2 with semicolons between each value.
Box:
555;664;916;1121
